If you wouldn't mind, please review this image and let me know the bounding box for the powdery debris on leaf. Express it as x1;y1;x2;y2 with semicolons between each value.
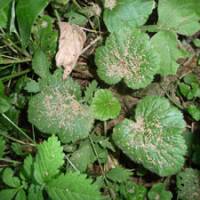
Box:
56;22;86;79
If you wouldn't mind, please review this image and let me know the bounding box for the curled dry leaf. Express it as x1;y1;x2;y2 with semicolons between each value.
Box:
56;22;86;79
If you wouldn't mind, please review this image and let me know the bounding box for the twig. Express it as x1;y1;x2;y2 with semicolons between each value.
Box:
81;36;101;54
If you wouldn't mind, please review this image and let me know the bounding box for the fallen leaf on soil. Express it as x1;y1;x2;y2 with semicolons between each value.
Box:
56;22;86;79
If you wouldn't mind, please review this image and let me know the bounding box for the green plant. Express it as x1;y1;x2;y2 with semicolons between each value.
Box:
113;96;186;176
176;168;200;200
95;28;159;89
28;70;94;143
0;0;200;199
148;183;172;200
91;89;121;121
178;73;200;120
0;135;102;200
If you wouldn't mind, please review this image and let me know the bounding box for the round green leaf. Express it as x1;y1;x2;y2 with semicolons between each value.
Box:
113;96;186;176
91;89;121;121
28;73;94;143
177;168;200;200
104;0;155;33
148;183;172;200
95;28;159;89
157;0;200;36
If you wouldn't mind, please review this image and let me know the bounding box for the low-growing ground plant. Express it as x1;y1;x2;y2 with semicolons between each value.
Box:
0;0;200;199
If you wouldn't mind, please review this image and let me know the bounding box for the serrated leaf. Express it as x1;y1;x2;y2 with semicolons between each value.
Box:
16;0;49;47
24;79;40;93
91;89;121;121
32;15;58;57
106;166;132;183
32;49;51;78
20;155;34;180
103;0;155;32
83;80;98;105
28;184;44;200
151;31;188;75
46;173;103;200
148;183;172;200
113;96;186;176
157;0;200;36
69;141;95;172
119;181;147;200
177;168;200;200
193;39;200;48
34;135;64;184
28;71;94;143
0;189;18;200
187;104;200;121
15;189;26;200
0;136;6;158
0;97;10;113
2;168;21;188
95;28;159;89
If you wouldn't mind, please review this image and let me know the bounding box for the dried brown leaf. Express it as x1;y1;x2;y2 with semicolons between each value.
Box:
56;22;86;79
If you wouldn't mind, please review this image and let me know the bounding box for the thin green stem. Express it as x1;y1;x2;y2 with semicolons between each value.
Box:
72;0;81;9
0;57;31;65
104;121;107;135
88;135;115;199
0;69;31;82
1;113;34;143
0;158;21;165
65;155;80;173
0;64;15;71
54;9;61;23
0;131;35;146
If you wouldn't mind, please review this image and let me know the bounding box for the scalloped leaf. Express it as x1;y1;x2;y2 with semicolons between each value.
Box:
46;173;103;200
91;89;121;121
0;189;18;200
34;135;64;184
119;180;147;200
104;0;155;32
28;184;44;200
2;168;21;188
113;96;186;176
151;31;188;75
177;168;200;200
148;183;172;200
28;70;94;143
157;0;200;36
95;28;159;89
106;166;132;183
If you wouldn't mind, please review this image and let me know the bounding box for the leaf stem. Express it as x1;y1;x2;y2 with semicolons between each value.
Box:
88;135;115;199
0;69;31;82
104;121;107;135
1;113;34;143
0;158;21;165
0;131;35;146
0;57;31;65
72;0;81;9
65;155;80;173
